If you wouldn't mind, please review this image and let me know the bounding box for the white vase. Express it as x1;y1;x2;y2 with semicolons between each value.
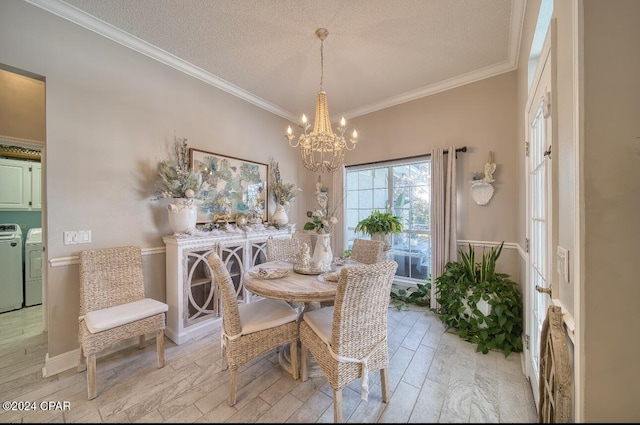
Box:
272;203;289;226
372;232;392;251
167;198;197;233
312;233;333;271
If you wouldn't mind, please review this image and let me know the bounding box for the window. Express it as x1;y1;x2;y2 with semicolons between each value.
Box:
345;158;431;283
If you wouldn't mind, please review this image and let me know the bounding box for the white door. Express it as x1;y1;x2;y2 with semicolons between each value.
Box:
526;35;553;408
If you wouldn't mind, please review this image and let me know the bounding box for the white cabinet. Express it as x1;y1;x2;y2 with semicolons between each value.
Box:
163;228;291;345
30;162;41;210
0;158;41;210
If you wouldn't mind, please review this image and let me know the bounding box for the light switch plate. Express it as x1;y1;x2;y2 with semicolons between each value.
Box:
79;230;91;243
64;231;77;245
64;230;92;245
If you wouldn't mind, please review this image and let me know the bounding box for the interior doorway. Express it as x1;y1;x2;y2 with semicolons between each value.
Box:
0;64;47;382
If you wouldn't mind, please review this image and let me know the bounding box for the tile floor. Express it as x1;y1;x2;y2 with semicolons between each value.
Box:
0;304;538;423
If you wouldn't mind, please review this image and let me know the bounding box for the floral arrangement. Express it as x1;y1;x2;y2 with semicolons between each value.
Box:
269;157;300;206
304;177;340;234
304;209;338;234
154;136;202;200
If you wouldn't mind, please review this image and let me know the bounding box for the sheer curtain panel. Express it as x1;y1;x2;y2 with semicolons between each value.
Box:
430;147;458;310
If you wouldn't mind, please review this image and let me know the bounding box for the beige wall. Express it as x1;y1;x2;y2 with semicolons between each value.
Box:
0;0;301;356
0;67;46;142
582;0;640;421
344;72;521;283
347;72;519;248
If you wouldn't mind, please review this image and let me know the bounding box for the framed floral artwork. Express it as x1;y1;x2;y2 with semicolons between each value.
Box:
189;149;268;224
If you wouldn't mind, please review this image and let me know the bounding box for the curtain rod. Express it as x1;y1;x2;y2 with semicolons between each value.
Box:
347;146;467;169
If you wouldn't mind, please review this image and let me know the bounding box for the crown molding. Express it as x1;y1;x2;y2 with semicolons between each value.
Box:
508;0;527;66
339;0;525;120
25;0;523;123
23;0;295;121
338;60;517;120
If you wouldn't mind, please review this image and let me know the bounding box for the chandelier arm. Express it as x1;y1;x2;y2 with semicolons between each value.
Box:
287;134;298;148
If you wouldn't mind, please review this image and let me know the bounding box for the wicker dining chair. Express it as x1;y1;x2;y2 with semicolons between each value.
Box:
266;236;301;262
207;252;300;406
77;246;168;400
299;261;398;423
350;238;385;264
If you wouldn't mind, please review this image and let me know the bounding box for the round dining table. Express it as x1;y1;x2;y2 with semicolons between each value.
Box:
244;260;340;304
243;259;357;377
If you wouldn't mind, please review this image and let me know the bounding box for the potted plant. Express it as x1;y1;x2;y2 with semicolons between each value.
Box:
435;242;523;357
269;157;300;226
354;209;403;250
153;136;203;233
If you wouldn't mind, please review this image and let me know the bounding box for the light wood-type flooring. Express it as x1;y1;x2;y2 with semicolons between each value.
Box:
0;303;538;423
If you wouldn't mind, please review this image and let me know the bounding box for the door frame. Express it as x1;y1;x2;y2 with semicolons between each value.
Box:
0;134;46;332
524;22;555;409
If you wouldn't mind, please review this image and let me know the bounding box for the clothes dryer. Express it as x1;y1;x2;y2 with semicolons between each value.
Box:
25;227;42;306
0;223;23;313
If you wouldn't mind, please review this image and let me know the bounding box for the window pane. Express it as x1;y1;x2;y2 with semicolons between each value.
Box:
358;170;373;190
358;189;372;208
346;189;359;208
346;171;359;187
346;158;431;284
373;168;388;187
373;188;388;209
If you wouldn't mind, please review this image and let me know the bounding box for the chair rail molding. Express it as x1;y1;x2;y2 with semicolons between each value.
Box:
456;239;519;252
49;246;165;267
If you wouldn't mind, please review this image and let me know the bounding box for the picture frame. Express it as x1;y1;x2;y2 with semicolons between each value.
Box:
189;148;268;224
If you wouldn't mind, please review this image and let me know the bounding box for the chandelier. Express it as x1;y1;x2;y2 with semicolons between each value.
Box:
286;28;358;173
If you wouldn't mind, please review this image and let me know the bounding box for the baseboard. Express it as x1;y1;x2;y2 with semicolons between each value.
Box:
165;317;222;346
42;349;79;378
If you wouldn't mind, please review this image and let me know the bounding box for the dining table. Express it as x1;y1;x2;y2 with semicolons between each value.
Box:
243;258;360;378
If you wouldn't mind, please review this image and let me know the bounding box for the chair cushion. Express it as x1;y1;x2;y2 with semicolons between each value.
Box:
84;298;168;334
238;299;298;335
302;306;334;346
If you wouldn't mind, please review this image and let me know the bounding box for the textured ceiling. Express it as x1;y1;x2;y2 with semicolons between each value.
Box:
33;0;525;121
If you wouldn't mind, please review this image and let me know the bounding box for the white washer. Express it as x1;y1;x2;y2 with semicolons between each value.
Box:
25;227;42;307
0;223;23;313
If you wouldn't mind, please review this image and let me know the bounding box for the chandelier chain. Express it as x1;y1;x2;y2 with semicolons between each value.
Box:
319;37;324;90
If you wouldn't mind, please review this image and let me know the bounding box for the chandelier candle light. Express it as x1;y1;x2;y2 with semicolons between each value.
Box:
286;28;358;173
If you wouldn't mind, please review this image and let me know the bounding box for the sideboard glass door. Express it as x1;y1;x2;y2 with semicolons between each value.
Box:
184;247;218;328
218;241;246;302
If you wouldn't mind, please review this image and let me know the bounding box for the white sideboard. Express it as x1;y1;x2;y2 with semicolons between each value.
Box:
163;228;292;345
